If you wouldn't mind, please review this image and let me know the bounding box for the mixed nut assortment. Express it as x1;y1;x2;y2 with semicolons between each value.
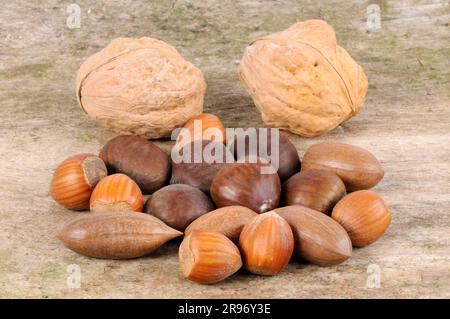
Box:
52;19;388;285
51;113;391;285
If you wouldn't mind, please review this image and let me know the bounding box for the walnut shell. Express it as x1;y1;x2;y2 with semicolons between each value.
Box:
239;20;368;137
76;37;206;138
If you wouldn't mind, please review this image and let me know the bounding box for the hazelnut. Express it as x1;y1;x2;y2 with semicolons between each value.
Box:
275;206;352;266
210;162;281;213
90;173;143;213
239;212;294;275
184;206;258;241
144;184;215;231
171;140;234;193
176;113;226;147
58;211;182;259
99;135;170;194
50;153;107;210
302;142;384;191
332;190;391;247
179;231;242;284
283;169;346;214
232;129;300;181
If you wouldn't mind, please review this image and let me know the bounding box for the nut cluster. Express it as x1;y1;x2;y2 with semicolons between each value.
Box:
52;113;391;285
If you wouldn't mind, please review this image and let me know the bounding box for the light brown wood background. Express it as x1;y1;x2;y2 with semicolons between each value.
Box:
0;0;449;298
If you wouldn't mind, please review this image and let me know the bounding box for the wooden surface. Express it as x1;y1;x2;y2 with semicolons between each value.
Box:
0;0;449;298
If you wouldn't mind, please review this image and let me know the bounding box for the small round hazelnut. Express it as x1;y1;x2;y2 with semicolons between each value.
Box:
50;153;107;210
90;173;143;213
179;231;242;284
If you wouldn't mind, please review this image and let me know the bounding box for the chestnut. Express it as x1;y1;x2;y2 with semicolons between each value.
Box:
282;169;346;214
171;140;234;193
179;231;242;284
232;128;300;181
90;173;143;212
99;135;170;194
50;153;107;210
144;184;215;231
210;161;281;213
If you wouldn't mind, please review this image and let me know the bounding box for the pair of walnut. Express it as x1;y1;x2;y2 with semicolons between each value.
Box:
76;20;368;139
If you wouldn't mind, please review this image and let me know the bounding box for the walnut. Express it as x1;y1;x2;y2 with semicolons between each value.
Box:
239;20;368;137
76;37;206;138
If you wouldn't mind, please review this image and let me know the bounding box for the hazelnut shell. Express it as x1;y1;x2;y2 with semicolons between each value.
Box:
239;212;294;275
50;153;107;210
179;231;242;284
90;173;143;213
332;190;391;247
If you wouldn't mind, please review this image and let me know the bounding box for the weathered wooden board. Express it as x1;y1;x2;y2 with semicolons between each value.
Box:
0;0;449;298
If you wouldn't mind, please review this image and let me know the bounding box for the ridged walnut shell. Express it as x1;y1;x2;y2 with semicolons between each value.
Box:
240;20;368;137
50;153;107;210
332;190;391;247
302;142;384;191
275;205;352;266
90;173;143;212
76;37;206;138
282;169;346;214
184;206;258;241
239;212;294;275
145;184;215;231
58;211;182;259
210;162;281;213
99;135;170;194
176;113;226;147
179;231;242;284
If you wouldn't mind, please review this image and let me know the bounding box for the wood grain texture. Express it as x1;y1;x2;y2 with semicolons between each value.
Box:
0;0;448;298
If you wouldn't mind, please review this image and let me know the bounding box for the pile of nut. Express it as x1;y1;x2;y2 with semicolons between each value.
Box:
52;113;391;284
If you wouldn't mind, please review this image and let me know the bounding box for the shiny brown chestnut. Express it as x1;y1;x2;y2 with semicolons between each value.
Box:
232;128;300;181
302;142;384;191
179;231;242;284
210;161;281;213
144;184;215;231
282;169;346;214
99;135;170;194
170;140;234;193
